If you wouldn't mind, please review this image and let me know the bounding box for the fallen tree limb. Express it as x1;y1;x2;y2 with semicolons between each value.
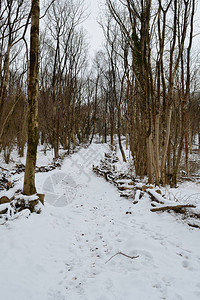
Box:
118;186;134;191
151;204;196;213
188;223;200;229
147;189;165;204
0;166;9;172
93;166;112;181
105;252;139;264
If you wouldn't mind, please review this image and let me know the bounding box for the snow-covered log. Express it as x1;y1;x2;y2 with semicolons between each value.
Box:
151;204;196;213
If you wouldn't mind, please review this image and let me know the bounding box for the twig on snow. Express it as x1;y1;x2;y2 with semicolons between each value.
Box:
105;251;139;264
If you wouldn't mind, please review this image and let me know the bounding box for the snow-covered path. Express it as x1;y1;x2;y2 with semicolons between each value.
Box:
1;144;200;300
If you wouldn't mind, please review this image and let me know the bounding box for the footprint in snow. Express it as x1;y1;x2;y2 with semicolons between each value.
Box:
116;238;122;243
48;290;65;300
182;260;189;268
162;276;173;286
182;259;195;271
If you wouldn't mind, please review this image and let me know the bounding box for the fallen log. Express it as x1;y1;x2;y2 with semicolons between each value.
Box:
151;204;196;213
147;189;165;204
0;196;10;204
0;207;8;215
118;186;134;191
188;223;200;229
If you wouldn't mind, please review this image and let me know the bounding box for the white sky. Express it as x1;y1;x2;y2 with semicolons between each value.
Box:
82;0;105;59
82;0;200;61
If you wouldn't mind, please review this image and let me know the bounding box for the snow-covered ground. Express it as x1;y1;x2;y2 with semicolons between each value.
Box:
0;143;200;300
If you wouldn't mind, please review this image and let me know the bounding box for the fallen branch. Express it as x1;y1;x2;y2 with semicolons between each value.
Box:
147;189;165;204
118;186;134;191
93;166;112;182
188;223;200;229
105;252;139;264
151;204;196;213
0;166;9;172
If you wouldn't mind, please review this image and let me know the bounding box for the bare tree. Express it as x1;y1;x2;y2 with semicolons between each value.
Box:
23;0;40;195
105;0;197;186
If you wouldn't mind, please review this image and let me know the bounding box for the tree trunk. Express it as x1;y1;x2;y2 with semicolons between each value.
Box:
185;131;189;174
161;105;172;185
146;133;154;184
154;113;160;185
23;0;39;196
117;105;126;162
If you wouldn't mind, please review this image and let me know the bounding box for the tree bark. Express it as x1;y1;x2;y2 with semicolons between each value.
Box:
23;0;39;195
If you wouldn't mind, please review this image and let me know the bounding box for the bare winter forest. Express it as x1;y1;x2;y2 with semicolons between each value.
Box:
1;1;200;299
1;0;200;190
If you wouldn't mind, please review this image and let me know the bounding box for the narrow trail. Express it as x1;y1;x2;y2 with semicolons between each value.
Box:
1;144;200;300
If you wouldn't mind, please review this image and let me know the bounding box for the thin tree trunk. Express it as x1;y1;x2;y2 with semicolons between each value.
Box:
90;75;99;144
154;114;160;185
117;105;126;162
56;101;60;157
161;105;172;185
146;132;154;184
185;132;189;174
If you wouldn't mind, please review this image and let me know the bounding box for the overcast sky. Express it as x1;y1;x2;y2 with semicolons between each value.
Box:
83;0;200;60
82;0;105;58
